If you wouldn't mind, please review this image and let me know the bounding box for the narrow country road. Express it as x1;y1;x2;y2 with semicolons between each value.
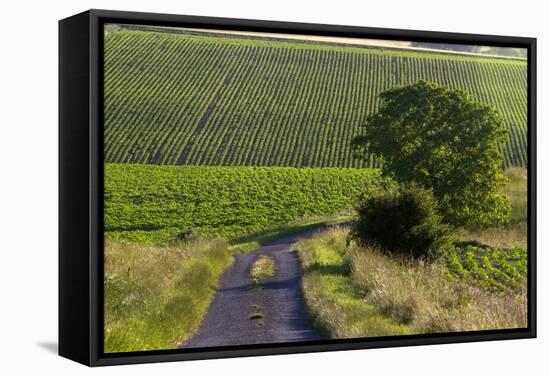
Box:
182;229;322;348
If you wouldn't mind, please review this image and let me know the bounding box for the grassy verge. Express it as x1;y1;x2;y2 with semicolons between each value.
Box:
104;237;233;352
296;227;412;338
296;227;527;339
104;211;353;352
444;244;527;292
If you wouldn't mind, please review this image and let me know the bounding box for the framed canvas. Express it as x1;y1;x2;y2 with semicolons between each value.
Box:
59;9;537;366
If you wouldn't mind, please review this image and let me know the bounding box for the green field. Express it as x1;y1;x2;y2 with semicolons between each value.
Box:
445;244;527;292
104;28;527;168
105;164;376;243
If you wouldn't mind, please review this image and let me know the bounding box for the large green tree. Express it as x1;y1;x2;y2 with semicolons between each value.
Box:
352;80;510;226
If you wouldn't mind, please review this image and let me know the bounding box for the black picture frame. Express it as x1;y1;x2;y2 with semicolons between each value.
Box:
59;9;537;367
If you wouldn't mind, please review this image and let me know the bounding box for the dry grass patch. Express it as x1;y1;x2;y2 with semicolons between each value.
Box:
352;246;527;332
504;167;528;224
297;227;527;339
296;227;412;339
454;223;527;249
250;255;276;284
104;238;232;352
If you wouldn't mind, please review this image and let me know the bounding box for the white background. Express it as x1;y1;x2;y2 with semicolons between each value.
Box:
0;0;547;374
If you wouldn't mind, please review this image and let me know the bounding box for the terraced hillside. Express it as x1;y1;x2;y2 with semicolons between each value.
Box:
104;28;528;168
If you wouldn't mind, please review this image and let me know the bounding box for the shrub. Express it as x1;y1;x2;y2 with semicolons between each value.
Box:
172;227;200;243
350;182;450;260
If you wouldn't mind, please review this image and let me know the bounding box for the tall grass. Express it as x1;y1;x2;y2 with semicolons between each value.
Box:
297;227;527;339
104;238;232;352
504;167;528;224
296;227;412;338
352;247;527;332
455;224;527;249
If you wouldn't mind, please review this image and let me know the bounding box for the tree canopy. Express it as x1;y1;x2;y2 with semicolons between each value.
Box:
352;80;510;226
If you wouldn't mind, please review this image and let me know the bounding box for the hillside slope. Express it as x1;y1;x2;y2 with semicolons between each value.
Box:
104;29;527;168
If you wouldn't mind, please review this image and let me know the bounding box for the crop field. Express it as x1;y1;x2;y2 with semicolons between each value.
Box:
445;244;527;292
104;164;377;243
104;28;527;168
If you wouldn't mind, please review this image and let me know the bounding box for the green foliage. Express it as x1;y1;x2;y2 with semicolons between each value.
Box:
352;239;527;332
172;227;200;243
104;29;527;169
105;164;377;243
351;182;450;260
352;81;511;227
445;243;527;292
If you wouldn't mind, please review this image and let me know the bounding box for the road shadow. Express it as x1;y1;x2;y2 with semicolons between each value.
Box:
37;341;58;354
